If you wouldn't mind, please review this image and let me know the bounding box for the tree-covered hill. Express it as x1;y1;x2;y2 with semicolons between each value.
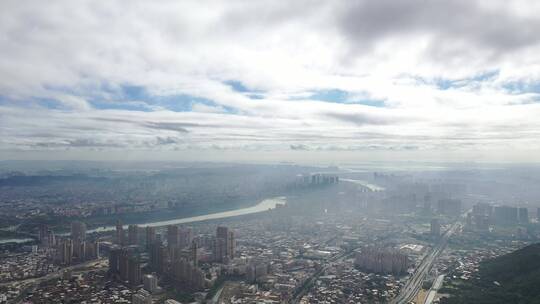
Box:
442;243;540;304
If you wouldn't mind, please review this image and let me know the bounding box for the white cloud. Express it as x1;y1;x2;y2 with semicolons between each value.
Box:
1;0;540;162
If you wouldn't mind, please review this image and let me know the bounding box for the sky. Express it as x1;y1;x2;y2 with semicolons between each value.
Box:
1;0;540;164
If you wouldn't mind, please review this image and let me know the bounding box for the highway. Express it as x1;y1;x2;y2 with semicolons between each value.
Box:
390;221;461;304
424;274;445;304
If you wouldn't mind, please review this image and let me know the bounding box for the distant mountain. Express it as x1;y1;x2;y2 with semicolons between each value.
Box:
443;243;540;304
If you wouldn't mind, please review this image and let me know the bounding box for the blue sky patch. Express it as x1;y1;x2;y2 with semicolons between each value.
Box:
503;81;540;95
95;84;236;113
121;85;147;100
225;80;250;93
89;100;155;112
224;80;265;100
307;89;385;107
427;70;500;90
310;89;349;103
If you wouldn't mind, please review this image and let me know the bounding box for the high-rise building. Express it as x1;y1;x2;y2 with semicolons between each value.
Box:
228;230;235;259
214;237;227;263
84;241;100;260
214;226;235;263
171;258;206;290
39;225;56;248
71;221;87;241
128;257;142;287
119;250;130;282
179;226;193;249
191;240;198;268
47;230;56;248
113;247;141;286
518;207;529;223
59;239;73;265
146;226;156;248
116;220;125;246
143;274;158;293
167;225;180;249
354;247;409;275
216;226;228;240
109;246;122;275
72;238;86;261
149;243;167;274
493;206;518;223
39;224;49;247
473;202;493;217
128;225;139;245
246;260;268;283
430;219;441;237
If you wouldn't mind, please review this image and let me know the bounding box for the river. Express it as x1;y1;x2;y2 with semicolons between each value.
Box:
340;178;385;191
87;196;287;233
0;238;34;244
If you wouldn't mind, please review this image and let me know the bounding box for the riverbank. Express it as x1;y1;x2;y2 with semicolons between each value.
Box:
88;196;286;233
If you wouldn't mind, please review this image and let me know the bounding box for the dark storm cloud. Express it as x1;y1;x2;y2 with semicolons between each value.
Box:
338;0;540;54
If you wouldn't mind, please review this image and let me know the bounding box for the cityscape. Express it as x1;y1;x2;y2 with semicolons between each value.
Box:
2;164;540;303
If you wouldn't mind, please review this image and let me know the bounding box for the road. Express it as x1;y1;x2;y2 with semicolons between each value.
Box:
424;274;445;304
390;221;461;304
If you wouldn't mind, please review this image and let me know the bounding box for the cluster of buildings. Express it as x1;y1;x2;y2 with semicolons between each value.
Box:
21;271;136;303
0;251;59;283
108;246;143;287
46;221;100;266
36;221;102;267
300;258;405;303
1;207;439;304
109;221;239;294
296;173;339;186
467;203;531;231
354;247;410;275
190;209;427;303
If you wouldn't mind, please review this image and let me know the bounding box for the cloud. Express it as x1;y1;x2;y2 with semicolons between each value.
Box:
324;112;402;126
143;122;191;133
155;136;182;146
338;0;540;53
1;1;540;162
290;144;310;151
